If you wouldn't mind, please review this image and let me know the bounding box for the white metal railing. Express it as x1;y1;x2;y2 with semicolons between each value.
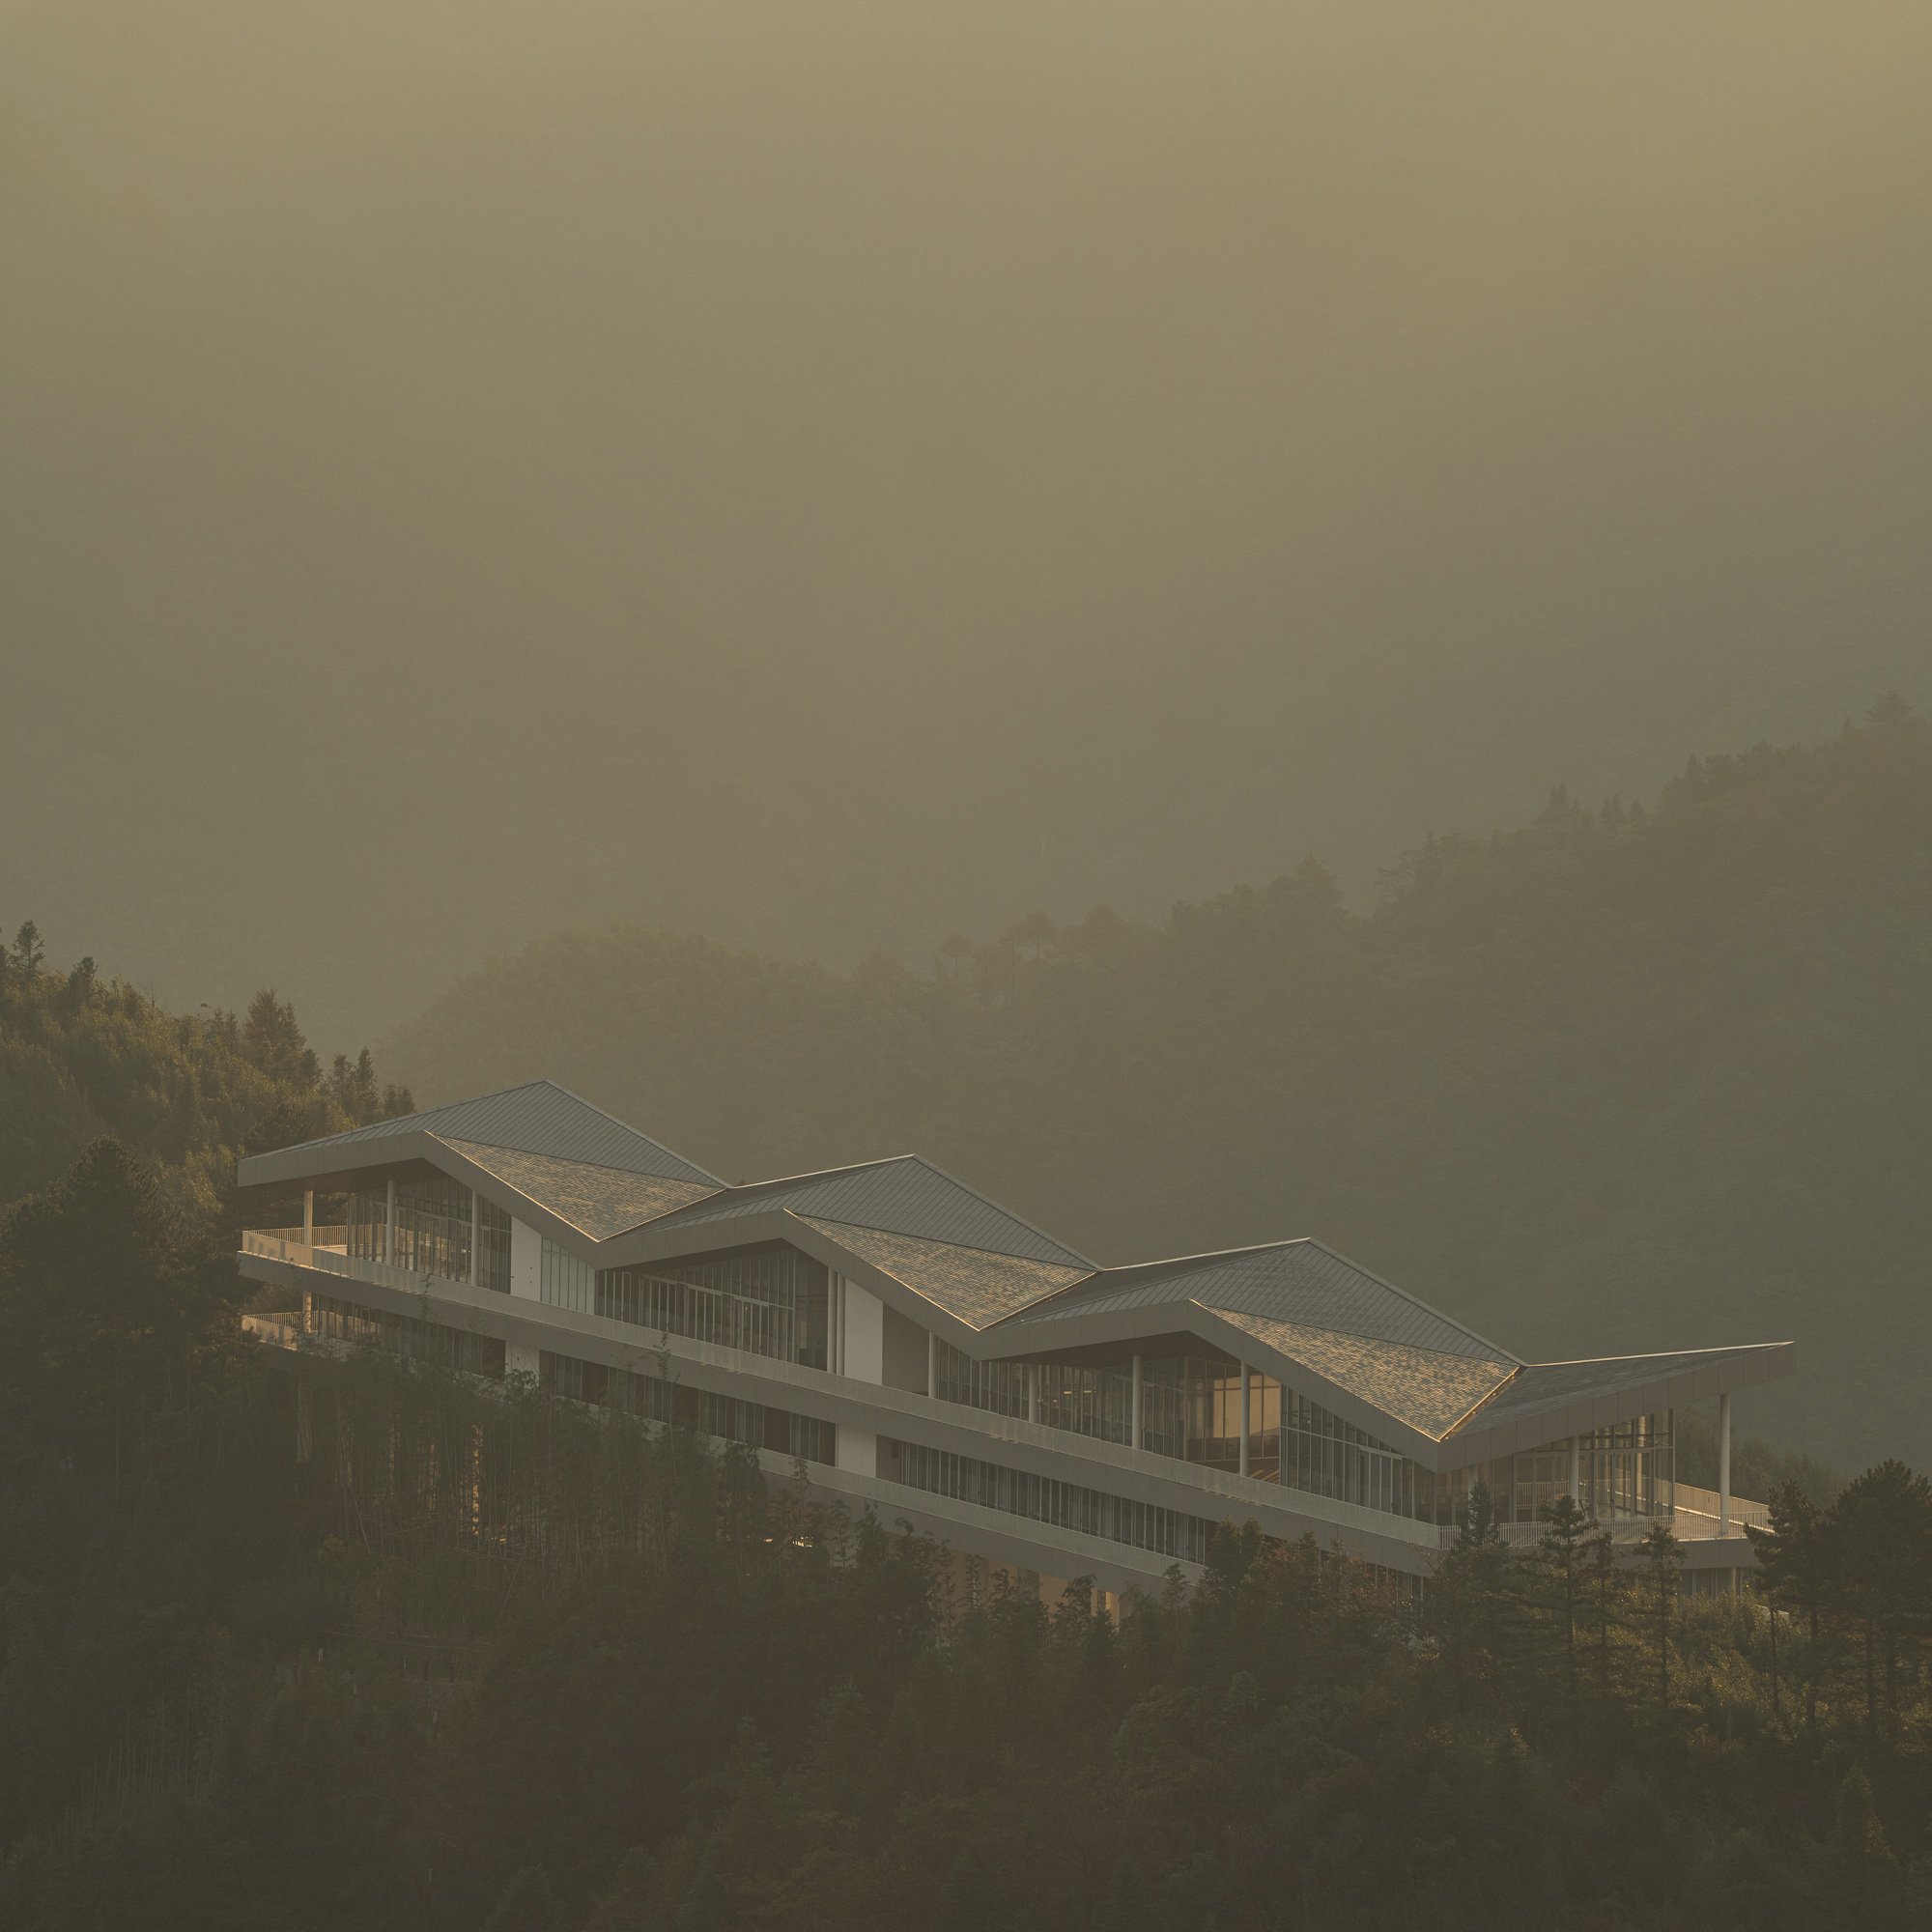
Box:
1673;1481;1770;1537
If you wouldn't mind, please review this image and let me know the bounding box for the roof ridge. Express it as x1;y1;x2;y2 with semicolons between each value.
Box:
883;1153;1096;1269
658;1151;923;1206
1291;1236;1521;1366
434;1128;722;1186
520;1079;725;1182
794;1209;1095;1276
649;1152;1093;1268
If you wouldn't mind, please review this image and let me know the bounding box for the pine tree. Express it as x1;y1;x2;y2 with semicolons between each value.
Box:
1534;1492;1595;1709
1636;1521;1685;1711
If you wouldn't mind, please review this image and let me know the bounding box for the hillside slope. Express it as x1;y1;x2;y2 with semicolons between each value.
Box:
0;951;411;1217
389;707;1932;1467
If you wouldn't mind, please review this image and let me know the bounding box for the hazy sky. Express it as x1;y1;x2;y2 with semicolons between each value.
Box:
6;0;1928;1048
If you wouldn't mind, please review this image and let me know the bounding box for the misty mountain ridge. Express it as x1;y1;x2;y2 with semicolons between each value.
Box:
383;704;1932;1472
7;1;1930;1045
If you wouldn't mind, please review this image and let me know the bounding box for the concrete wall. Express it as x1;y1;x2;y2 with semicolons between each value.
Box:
510;1218;541;1301
838;1274;884;1383
835;1273;884;1476
881;1301;929;1393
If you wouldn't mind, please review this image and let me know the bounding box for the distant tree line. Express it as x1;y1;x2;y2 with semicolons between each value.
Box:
0;919;411;1216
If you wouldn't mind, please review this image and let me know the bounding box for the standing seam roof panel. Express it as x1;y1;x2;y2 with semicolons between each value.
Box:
1000;1242;1515;1361
269;1081;723;1184
646;1157;1092;1267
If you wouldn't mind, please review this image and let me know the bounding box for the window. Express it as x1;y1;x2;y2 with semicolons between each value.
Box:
883;1437;1212;1564
596;1243;829;1365
476;1197;512;1293
539;1350;834;1463
541;1237;594;1312
302;1292;505;1378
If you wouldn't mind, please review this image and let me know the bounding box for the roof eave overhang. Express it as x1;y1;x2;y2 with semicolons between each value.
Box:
238;1128;452;1195
239;1133;721;1257
1441;1343;1798;1466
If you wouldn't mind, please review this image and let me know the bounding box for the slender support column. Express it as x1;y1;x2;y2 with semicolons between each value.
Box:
1130;1353;1143;1451
302;1188;313;1247
469;1189;481;1286
1569;1435;1580;1506
926;1329;937;1399
1238;1363;1251;1479
1718;1392;1732;1534
1027;1363;1038;1426
384;1176;396;1264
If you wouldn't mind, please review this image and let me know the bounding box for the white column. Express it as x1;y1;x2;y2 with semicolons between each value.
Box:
1130;1353;1143;1451
509;1219;542;1300
384;1176;396;1264
302;1188;314;1246
839;1277;884;1384
1027;1363;1038;1425
1718;1392;1732;1534
926;1329;937;1399
469;1189;481;1286
1569;1435;1580;1505
1238;1364;1251;1478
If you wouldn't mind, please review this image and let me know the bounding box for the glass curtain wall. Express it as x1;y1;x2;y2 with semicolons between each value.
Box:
302;1292;505;1378
476;1198;511;1293
934;1345;1425;1520
343;1173;482;1283
932;1344;1186;1451
596;1244;829;1366
392;1175;473;1280
1425;1414;1675;1526
346;1184;389;1264
541;1237;595;1312
1503;1415;1673;1525
883;1437;1213;1564
539;1350;835;1463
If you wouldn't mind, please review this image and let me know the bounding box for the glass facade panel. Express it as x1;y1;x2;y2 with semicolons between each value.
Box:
882;1437;1213;1564
539;1350;835;1463
1509;1413;1673;1524
345;1184;389;1264
342;1173;487;1285
476;1197;511;1293
596;1244;829;1366
302;1291;505;1378
541;1237;594;1313
392;1174;473;1280
933;1344;1426;1520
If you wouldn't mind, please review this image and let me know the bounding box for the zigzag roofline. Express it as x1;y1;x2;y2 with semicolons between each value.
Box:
995;1235;1520;1365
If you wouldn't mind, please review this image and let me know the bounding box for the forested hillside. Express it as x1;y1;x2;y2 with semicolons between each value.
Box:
388;704;1932;1469
0;936;412;1216
2;1147;1930;1930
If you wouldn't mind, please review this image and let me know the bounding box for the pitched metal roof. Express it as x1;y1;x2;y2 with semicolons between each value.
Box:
258;1081;723;1185
1446;1345;1791;1436
1001;1239;1516;1362
643;1155;1093;1268
1211;1310;1515;1441
797;1217;1093;1330
439;1139;718;1239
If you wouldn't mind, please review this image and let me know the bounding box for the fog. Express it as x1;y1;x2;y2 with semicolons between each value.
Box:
5;0;1928;1045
